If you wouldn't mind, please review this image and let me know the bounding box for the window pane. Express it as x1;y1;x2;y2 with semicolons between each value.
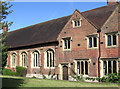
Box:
81;61;84;75
85;61;88;75
108;35;111;46
22;55;23;66
113;35;117;45
93;37;97;47
25;55;27;66
89;37;92;48
36;54;37;67
34;53;35;67
52;52;54;67
68;39;70;49
108;61;111;74
77;62;80;75
64;40;67;49
113;61;116;73
24;55;25;66
50;52;52;67
75;21;77;26
103;61;107;75
78;21;80;26
12;54;17;67
47;52;49;67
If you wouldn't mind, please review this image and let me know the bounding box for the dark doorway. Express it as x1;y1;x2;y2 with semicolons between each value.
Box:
63;65;68;80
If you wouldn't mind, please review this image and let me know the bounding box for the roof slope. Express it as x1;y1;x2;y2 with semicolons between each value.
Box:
6;15;71;48
81;4;118;29
6;4;118;48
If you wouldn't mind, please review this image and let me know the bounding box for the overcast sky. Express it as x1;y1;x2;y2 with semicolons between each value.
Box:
4;1;119;32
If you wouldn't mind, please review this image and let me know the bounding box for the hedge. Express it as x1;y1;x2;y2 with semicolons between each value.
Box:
3;68;17;76
16;66;27;77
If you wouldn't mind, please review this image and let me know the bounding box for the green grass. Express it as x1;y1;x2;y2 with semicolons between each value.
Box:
1;75;120;88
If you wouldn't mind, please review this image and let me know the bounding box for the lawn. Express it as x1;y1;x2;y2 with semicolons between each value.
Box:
1;75;120;88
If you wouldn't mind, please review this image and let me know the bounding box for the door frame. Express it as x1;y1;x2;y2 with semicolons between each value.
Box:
63;65;68;80
59;63;71;80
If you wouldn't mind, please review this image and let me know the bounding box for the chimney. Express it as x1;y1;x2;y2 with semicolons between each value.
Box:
3;27;8;34
107;0;119;5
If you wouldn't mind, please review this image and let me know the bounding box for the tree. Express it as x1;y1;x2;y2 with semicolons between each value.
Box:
0;1;13;69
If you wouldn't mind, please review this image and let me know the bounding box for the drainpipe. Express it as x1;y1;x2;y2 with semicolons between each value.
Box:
97;29;101;82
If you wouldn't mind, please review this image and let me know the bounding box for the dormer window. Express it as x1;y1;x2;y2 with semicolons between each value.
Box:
72;18;82;28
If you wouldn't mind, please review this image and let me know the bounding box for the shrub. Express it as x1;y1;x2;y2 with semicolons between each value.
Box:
32;76;36;78
70;68;83;81
16;66;27;77
101;77;106;82
51;72;55;80
2;68;17;76
107;73;118;83
48;70;51;79
42;73;46;79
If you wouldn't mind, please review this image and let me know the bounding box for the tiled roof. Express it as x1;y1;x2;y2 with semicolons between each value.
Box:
6;4;118;48
6;15;71;48
81;4;118;29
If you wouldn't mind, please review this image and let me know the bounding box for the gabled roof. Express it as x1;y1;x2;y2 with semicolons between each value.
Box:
6;3;118;49
81;4;118;29
6;15;71;48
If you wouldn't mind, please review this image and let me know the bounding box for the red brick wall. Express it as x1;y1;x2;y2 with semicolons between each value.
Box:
57;11;99;77
7;6;119;78
101;7;119;58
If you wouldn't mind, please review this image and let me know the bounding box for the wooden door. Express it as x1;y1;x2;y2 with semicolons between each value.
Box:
63;66;68;80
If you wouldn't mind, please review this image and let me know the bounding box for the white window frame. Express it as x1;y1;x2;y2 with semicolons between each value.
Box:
44;49;55;69
101;58;118;76
72;18;82;28
11;53;17;68
105;33;118;48
62;37;72;51
21;52;27;67
31;51;40;68
87;35;98;49
74;59;89;76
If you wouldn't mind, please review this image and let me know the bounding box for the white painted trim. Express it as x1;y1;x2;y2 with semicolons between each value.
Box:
44;48;56;69
10;52;17;68
105;33;119;48
31;50;41;68
20;51;28;67
62;37;72;51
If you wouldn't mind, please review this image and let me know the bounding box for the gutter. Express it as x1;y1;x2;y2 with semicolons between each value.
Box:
97;29;101;82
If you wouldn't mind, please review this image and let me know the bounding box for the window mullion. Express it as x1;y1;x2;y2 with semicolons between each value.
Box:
111;61;113;73
92;37;94;48
49;52;50;67
107;61;108;75
67;40;68;49
84;61;85;75
80;61;81;75
111;35;112;46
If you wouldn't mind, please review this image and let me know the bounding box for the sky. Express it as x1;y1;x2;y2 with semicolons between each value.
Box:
3;1;119;32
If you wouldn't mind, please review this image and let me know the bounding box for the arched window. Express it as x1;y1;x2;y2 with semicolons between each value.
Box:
32;51;40;67
45;49;55;67
11;53;17;67
21;52;27;67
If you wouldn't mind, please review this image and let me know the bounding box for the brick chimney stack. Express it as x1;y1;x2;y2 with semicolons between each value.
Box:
3;27;8;34
107;0;119;5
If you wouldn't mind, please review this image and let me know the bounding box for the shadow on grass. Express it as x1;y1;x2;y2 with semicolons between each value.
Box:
2;77;25;88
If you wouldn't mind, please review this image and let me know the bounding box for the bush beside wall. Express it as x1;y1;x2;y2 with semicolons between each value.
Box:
3;68;17;76
86;73;120;83
16;66;27;77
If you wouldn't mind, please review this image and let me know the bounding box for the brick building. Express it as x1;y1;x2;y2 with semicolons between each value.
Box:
5;0;120;80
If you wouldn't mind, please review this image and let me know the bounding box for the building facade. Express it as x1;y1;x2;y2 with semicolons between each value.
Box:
5;1;120;80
